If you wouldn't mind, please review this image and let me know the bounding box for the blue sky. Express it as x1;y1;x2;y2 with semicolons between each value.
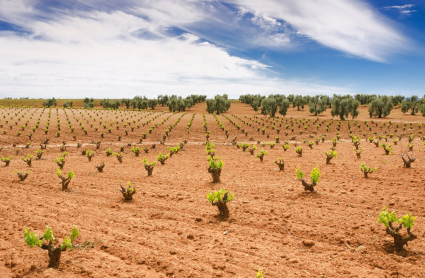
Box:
0;0;424;99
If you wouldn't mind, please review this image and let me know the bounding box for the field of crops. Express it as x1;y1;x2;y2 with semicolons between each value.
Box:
1;102;425;277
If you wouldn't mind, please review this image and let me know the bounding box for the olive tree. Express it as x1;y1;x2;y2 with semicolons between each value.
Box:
261;96;278;117
166;97;179;112
309;95;328;115
43;98;57;108
206;94;231;115
259;95;290;117
368;96;393;118
121;98;131;109
158;95;169;106
401;96;419;115
292;95;306;110
331;97;360;120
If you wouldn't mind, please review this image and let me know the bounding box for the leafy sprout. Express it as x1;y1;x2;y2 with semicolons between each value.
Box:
378;207;416;229
296;167;304;180
207;156;223;169
360;162;377;173
207;188;234;203
24;228;42;248
70;226;79;241
324;150;337;158
142;158;156;166
43;226;55;243
310;167;321;184
257;268;265;278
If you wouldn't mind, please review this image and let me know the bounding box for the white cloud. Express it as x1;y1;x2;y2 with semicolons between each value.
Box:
231;0;411;62
384;4;415;10
0;29;352;99
0;0;413;99
0;0;36;26
384;4;416;17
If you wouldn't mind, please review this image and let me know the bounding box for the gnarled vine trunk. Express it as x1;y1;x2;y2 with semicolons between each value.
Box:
212;200;229;218
300;179;316;192
386;222;417;252
59;176;71;190
402;154;415;168
145;165;154;176
208;167;221;183
41;243;63;269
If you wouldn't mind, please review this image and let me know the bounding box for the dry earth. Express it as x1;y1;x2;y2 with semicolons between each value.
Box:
0;103;425;278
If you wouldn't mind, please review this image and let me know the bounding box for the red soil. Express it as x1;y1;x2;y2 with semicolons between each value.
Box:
0;103;425;278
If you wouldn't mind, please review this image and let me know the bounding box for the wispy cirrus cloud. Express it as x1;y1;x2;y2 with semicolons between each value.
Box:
384;4;416;17
230;0;412;62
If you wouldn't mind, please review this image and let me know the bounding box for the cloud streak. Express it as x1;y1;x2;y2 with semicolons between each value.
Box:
384;4;416;17
231;0;411;62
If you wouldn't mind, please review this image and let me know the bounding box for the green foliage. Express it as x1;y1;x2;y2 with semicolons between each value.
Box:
55;156;65;163
260;96;290;117
43;226;55;243
309;95;328;115
369;96;393;118
70;226;80;241
310;167;321;184
24;228;42;248
296;167;321;184
239;143;250;151
67;171;75;179
257;268;265;278
43;98;57;108
157;152;169;161
379;207;416;229
25;226;79;251
325;150;337;158
255;149;268;158
131;147;140;156
206;95;231;115
61;237;73;250
35;149;45;155
207;188;234;203
208;156;223;169
296;167;304;180
260;96;277;117
57;168;75;179
142;158;156;166
278;99;290;116
331;96;360;120
293;95;306;110
381;143;393;154
21;154;34;161
205;142;215;151
295;146;302;155
0;156;12;162
401;96;419;115
360;162;377;173
102;99;121;109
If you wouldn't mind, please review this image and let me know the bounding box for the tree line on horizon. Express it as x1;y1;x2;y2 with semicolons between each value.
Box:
16;93;425;119
239;94;425;119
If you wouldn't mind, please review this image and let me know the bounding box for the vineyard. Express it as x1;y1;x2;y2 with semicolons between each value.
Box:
0;102;425;277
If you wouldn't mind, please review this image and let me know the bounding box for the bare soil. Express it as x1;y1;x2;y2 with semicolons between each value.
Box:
1;103;425;278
